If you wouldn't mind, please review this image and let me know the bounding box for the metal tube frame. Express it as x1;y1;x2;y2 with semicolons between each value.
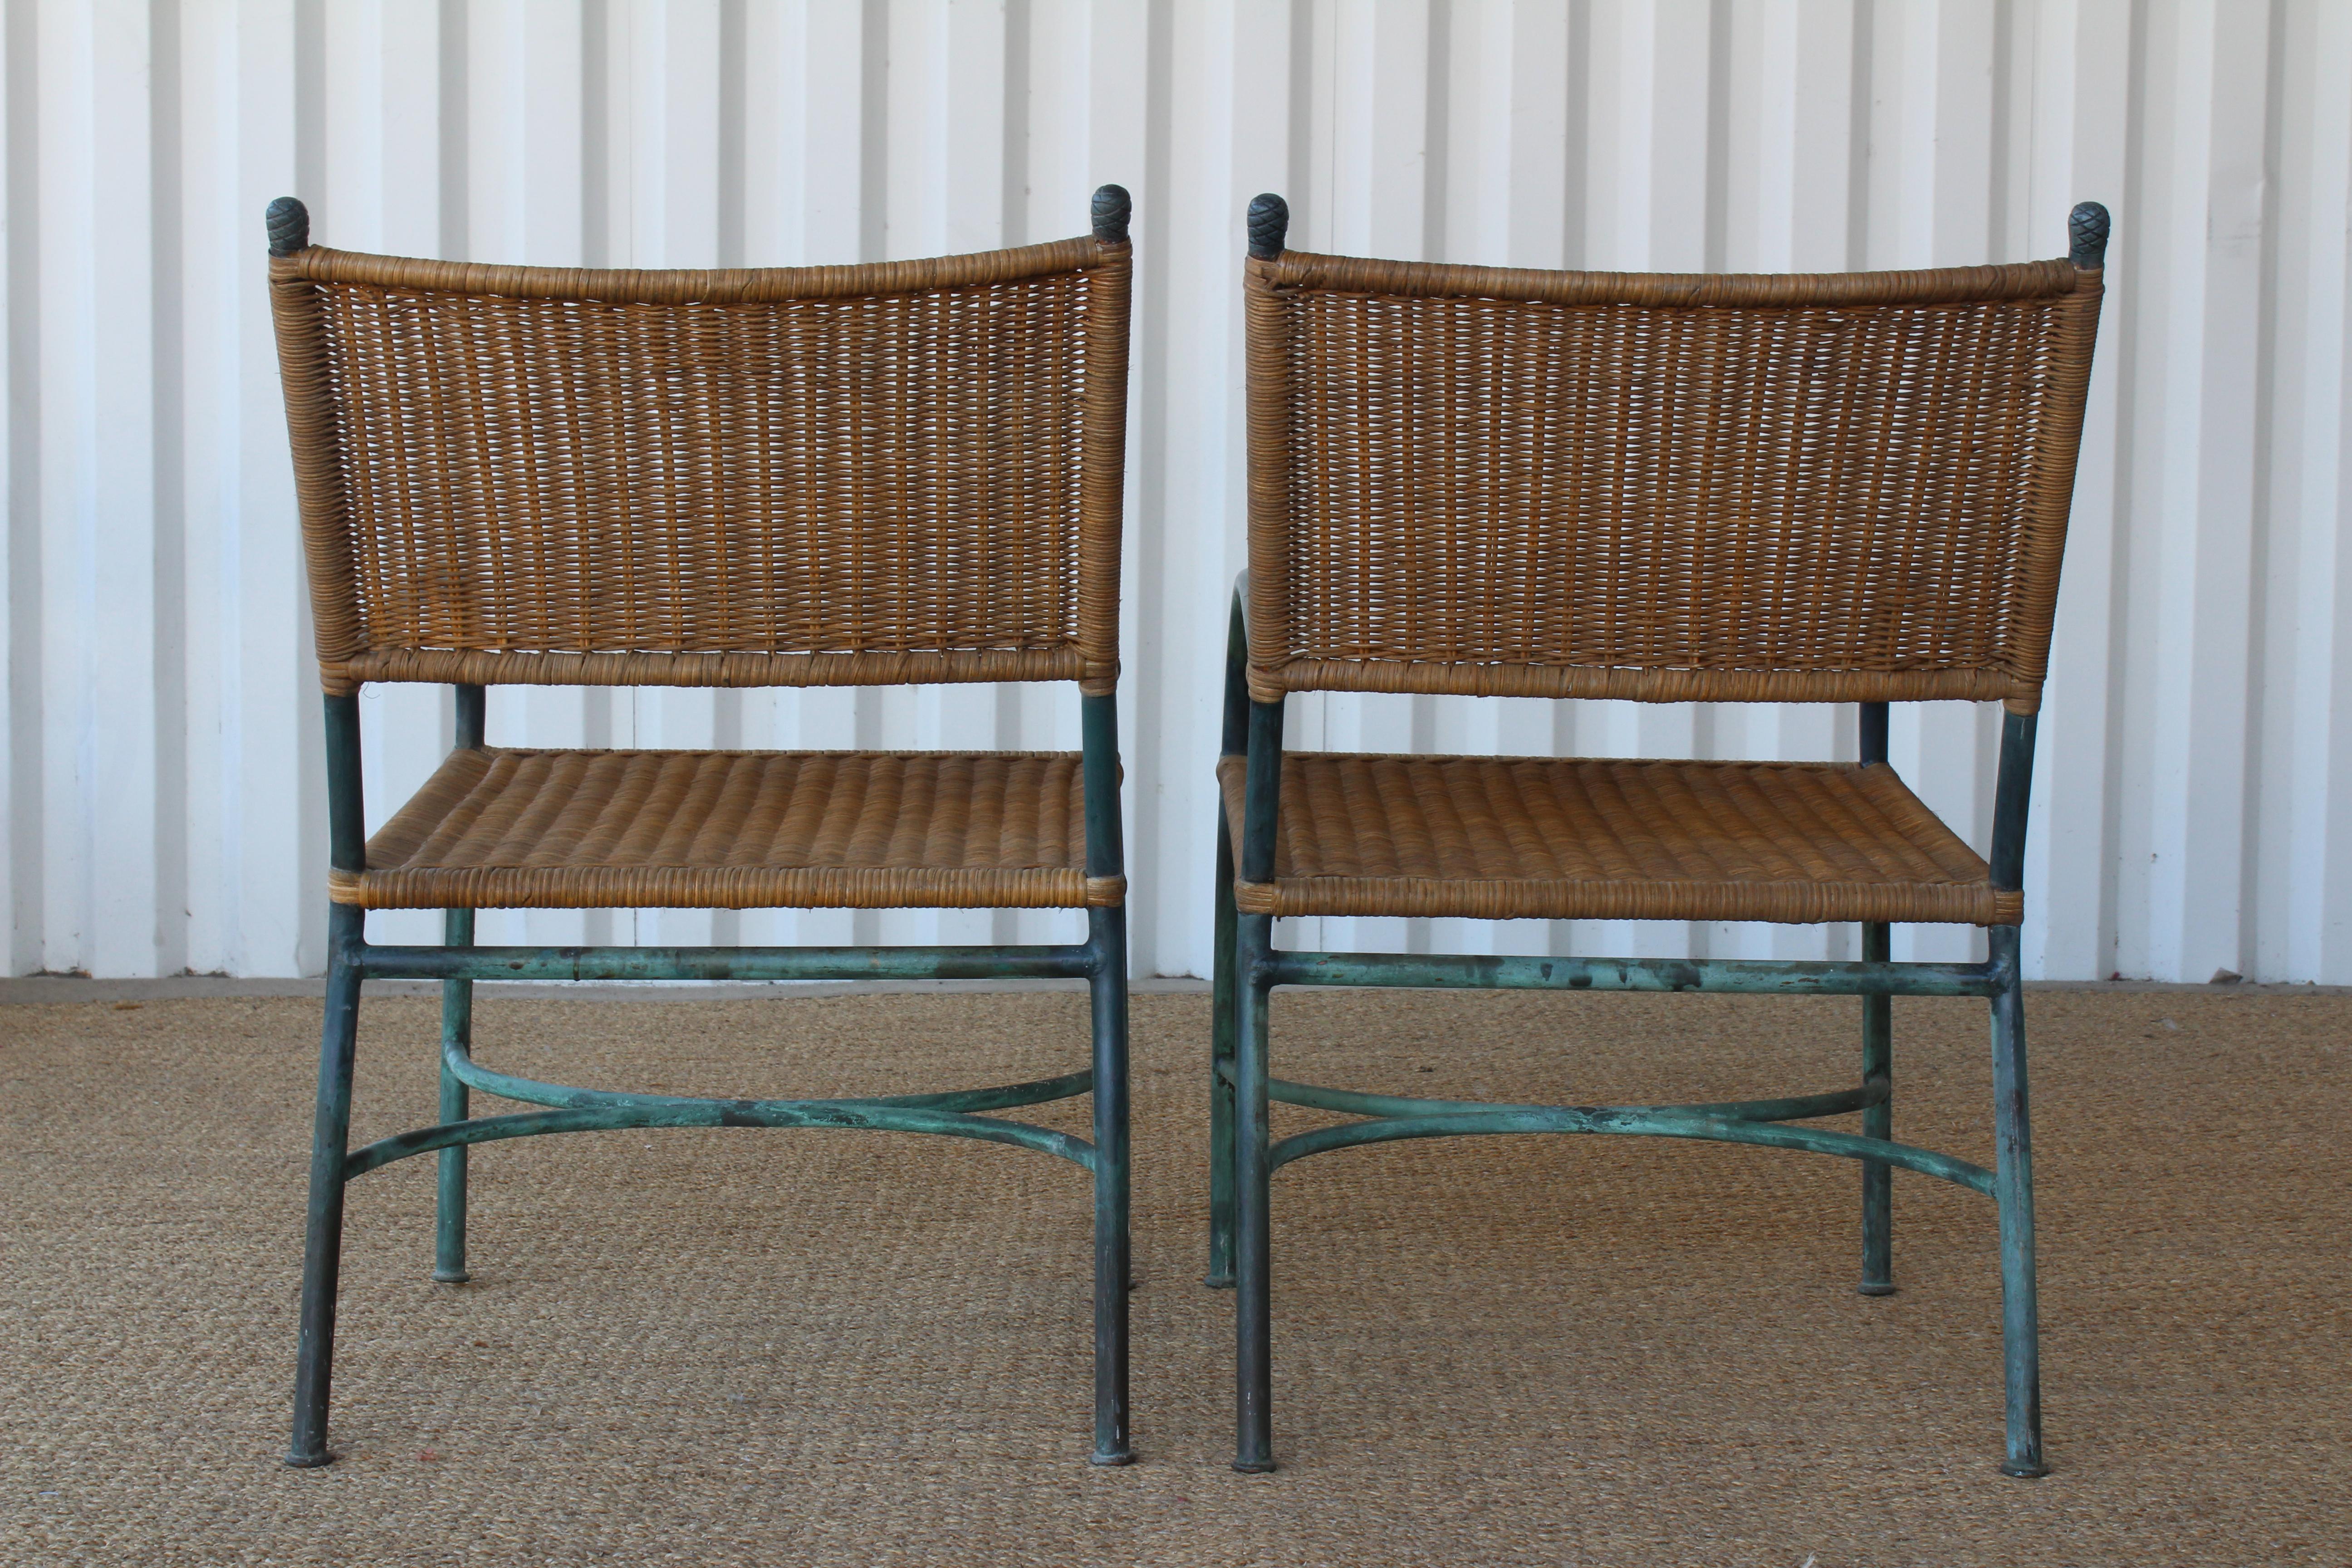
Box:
1858;699;1895;1298
288;684;1134;1469
1213;581;2049;1480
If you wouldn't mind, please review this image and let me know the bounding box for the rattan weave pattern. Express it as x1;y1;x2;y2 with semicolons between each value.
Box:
271;237;1130;696
1242;253;2102;710
334;748;1117;911
1215;752;2016;925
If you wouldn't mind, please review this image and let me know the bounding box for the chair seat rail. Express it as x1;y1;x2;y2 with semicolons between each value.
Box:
351;939;1100;983
1265;949;2009;998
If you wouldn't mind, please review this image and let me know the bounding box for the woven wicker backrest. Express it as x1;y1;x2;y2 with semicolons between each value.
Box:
271;236;1130;695
1244;251;2102;711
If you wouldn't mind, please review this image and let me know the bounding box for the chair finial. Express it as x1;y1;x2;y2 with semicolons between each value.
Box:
2068;202;2109;270
1091;185;1132;245
267;196;310;257
1247;194;1289;261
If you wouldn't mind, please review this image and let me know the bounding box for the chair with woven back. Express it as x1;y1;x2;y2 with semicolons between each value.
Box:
266;187;1137;1468
1212;194;2108;1477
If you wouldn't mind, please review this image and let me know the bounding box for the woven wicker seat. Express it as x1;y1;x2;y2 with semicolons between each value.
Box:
1215;753;2014;926
266;187;1139;1470
346;748;1117;911
1213;193;2109;1480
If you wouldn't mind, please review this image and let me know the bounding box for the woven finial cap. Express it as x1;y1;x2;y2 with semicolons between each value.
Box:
2069;201;2109;270
1247;193;1289;260
1091;184;1132;245
267;196;310;257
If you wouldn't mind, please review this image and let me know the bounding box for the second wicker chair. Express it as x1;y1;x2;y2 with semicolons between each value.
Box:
1210;194;2108;1478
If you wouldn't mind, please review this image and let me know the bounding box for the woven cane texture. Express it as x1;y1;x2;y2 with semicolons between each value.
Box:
333;748;1118;911
1217;752;2016;925
1243;251;2102;710
270;237;1130;696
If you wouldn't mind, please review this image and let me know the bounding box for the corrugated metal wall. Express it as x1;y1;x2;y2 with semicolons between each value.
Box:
3;0;2347;982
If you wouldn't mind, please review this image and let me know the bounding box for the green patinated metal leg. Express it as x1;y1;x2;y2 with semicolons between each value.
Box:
1089;905;1134;1465
434;908;474;1285
289;905;363;1467
436;686;485;1287
1232;912;1276;1473
1989;925;2046;1477
1078;691;1134;1464
1207;814;1238;1288
1859;921;1895;1295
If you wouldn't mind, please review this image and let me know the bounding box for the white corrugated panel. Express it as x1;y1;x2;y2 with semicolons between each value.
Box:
3;0;2347;982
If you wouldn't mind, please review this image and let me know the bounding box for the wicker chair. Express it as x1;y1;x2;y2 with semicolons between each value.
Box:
1212;194;2108;1478
266;188;1137;1467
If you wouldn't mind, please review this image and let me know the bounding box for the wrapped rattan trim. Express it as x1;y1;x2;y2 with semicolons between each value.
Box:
323;647;1087;696
1998;266;2104;708
1217;752;2019;927
270;258;365;667
1255;662;2019;706
339;747;1120;911
1229;874;2015;926
1243;265;1297;689
1076;243;1133;696
329;865;1120;911
1250;250;2088;309
272;235;1116;304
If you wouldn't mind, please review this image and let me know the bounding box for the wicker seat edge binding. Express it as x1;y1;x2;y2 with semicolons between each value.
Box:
1212;193;2108;1480
268;186;1138;1470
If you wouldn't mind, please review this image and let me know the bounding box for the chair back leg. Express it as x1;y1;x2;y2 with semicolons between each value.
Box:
434;907;475;1284
289;905;364;1466
1988;925;2047;1476
1859;921;1895;1294
1232;910;1277;1472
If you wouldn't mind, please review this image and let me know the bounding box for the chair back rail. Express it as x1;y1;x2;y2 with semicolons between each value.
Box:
1242;240;2102;713
271;230;1130;696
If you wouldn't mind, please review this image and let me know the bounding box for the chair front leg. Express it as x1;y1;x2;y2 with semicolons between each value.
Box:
434;907;474;1284
1231;685;1284;1472
1232;910;1277;1473
1207;812;1239;1288
1088;903;1135;1466
1988;924;2046;1476
289;904;364;1467
436;684;485;1286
